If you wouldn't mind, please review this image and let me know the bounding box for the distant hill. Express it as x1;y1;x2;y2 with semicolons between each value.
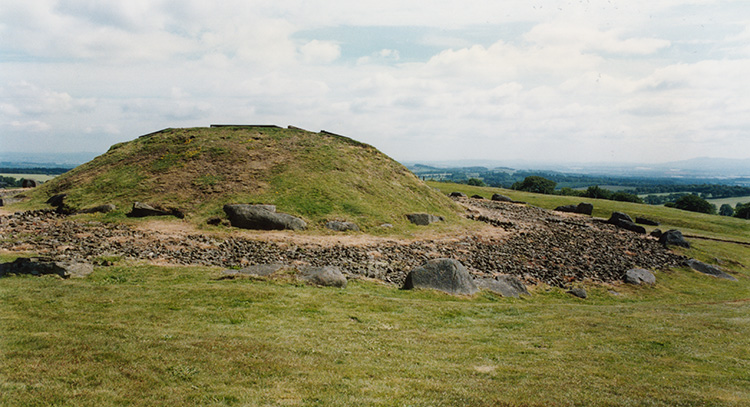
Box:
24;126;460;229
0;152;98;168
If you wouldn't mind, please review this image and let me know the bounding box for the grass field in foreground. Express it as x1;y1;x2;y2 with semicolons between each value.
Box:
1;254;749;407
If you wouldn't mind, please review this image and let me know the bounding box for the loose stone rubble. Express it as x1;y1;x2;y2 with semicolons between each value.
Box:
0;197;689;287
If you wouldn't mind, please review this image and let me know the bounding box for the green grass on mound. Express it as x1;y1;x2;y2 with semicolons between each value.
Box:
19;127;461;231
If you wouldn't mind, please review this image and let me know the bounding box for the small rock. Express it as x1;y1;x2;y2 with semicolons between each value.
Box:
471;195;485;199
449;192;467;198
567;287;587;299
325;221;360;232
406;213;444;226
650;229;663;238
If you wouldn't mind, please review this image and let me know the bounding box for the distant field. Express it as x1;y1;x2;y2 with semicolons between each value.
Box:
0;173;56;182
708;195;750;207
568;184;635;191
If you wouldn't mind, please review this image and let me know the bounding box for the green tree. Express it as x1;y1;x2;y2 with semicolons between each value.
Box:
671;194;716;214
735;203;750;219
512;176;556;194
719;204;734;217
583;185;612;200
466;178;485;187
557;187;584;197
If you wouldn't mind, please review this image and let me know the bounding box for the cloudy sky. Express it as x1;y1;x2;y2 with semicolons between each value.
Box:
1;1;749;164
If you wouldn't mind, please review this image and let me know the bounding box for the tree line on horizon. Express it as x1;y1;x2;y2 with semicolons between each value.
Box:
465;175;750;219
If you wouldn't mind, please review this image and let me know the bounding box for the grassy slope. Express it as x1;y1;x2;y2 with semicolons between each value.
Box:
20;127;460;231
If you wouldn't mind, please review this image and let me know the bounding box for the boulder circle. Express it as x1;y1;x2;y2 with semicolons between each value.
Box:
402;258;478;296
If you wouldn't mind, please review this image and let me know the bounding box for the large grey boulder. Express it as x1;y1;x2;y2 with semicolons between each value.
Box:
476;275;530;297
686;259;737;281
557;203;593;215
0;257;93;279
128;202;184;218
624;268;656;285
635;217;659;226
659;230;690;248
555;204;578;213
402;258;478;296
576;202;594;215
608;212;646;234
608;211;634;224
223;204;306;231
491;194;513;202
325;221;360;232
406;213;444;226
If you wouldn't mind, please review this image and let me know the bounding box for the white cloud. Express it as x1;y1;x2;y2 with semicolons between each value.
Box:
525;23;671;55
1;0;748;162
299;40;341;64
10;120;52;132
0;82;95;116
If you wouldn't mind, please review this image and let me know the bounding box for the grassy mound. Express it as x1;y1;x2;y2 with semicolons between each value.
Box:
26;126;460;229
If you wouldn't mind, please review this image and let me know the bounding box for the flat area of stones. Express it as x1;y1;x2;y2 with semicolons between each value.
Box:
0;197;687;287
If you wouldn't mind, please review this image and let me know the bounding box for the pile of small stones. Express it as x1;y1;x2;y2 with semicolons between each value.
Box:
0;200;687;287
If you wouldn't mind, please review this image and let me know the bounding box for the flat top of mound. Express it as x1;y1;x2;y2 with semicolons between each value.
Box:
27;126;460;230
